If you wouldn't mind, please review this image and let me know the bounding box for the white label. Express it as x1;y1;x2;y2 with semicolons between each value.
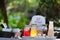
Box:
30;15;46;26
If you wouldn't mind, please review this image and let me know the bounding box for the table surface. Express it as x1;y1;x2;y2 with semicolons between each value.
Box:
0;38;59;40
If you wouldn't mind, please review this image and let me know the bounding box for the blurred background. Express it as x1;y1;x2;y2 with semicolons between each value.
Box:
0;0;60;38
0;0;60;29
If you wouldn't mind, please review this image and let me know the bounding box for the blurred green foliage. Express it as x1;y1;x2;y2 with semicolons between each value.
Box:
8;12;28;29
6;0;38;29
0;0;60;29
0;10;3;22
39;0;60;27
0;26;2;31
54;18;60;27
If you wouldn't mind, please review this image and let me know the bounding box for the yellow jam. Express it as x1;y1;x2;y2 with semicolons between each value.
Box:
30;29;37;37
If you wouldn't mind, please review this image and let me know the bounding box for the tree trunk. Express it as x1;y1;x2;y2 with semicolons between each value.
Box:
0;0;8;25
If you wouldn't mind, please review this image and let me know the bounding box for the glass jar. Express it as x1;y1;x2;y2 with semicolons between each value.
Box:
30;24;38;37
23;25;30;36
42;24;47;36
